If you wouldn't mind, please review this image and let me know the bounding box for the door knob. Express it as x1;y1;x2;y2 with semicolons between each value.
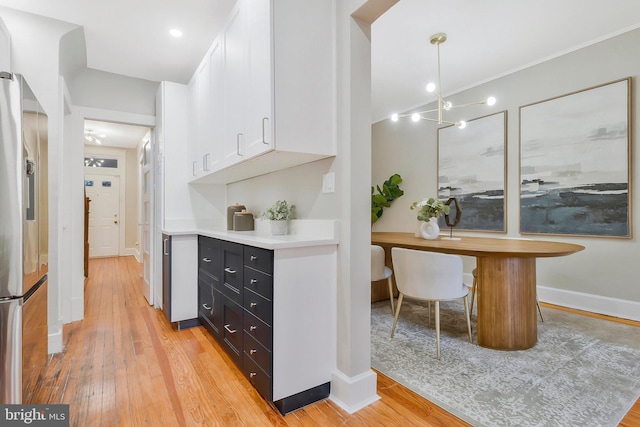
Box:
114;220;119;224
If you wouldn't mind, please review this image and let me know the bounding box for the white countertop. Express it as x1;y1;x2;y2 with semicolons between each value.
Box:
162;219;339;250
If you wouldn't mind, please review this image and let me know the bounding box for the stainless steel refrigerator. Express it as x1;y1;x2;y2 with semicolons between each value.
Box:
0;71;49;404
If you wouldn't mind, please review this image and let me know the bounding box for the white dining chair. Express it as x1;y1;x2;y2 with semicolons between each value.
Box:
391;247;472;359
371;245;395;314
470;267;544;322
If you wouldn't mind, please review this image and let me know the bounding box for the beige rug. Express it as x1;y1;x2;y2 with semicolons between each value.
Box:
371;300;640;426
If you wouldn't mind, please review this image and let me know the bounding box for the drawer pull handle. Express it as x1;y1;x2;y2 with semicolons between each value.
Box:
202;257;212;263
250;325;257;331
202;304;211;310
224;268;236;274
250;279;258;284
250;302;257;308
224;324;236;334
250;372;257;378
250;349;257;355
250;255;258;261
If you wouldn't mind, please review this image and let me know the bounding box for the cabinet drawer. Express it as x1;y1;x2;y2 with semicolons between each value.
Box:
199;278;222;338
243;332;272;376
244;246;273;274
244;267;272;300
243;352;272;401
244;288;272;326
199;236;222;280
222;297;243;367
243;310;272;350
222;241;244;291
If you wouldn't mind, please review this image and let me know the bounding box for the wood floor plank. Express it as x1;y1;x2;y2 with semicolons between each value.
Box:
27;256;639;426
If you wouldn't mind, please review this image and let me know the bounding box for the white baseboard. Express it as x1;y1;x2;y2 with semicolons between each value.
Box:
71;296;84;322
48;329;63;354
329;369;380;414
123;247;141;262
538;285;640;322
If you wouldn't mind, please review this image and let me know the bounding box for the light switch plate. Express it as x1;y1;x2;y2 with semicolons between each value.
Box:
322;172;335;193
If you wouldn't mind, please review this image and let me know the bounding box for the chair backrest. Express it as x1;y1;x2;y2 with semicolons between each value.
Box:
371;245;388;281
391;247;467;300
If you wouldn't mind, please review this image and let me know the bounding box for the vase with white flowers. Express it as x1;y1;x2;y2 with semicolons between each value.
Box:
262;200;295;235
410;197;450;239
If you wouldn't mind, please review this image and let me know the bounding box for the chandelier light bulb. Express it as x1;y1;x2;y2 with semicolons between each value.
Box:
391;113;399;122
487;96;496;106
411;113;421;122
426;82;436;93
443;101;452;111
456;121;467;129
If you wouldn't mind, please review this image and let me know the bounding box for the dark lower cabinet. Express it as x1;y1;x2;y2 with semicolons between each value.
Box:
197;235;330;415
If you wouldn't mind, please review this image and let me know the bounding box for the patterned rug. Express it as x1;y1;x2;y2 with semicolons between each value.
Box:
371;299;640;427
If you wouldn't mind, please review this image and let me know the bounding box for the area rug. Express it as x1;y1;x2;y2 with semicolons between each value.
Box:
371;300;640;427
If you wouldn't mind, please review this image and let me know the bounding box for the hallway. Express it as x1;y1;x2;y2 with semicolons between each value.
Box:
28;256;466;426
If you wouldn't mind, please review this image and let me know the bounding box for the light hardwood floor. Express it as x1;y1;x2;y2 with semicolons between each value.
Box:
28;256;639;426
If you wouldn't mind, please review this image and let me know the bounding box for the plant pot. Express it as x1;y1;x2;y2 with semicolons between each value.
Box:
270;220;288;236
420;217;440;240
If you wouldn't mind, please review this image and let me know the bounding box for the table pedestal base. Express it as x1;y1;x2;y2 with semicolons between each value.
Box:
477;257;538;350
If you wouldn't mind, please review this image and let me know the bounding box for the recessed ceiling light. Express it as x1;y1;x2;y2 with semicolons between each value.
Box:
169;29;183;38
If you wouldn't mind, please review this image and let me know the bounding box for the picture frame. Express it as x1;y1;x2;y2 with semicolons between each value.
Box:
519;78;631;238
437;111;507;232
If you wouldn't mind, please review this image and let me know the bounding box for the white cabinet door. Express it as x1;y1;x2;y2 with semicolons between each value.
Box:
221;3;247;167
208;36;225;172
187;76;200;178
196;58;214;173
245;0;273;159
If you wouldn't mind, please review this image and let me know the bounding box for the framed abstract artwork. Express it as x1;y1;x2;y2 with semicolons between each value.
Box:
519;78;631;238
437;111;507;232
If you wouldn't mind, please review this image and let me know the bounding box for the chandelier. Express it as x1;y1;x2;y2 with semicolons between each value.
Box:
391;33;496;129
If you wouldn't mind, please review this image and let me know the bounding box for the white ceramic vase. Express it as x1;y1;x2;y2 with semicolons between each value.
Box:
270;220;288;235
420;217;440;240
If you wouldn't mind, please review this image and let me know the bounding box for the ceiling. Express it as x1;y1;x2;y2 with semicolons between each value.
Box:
2;0;640;135
84;120;150;150
371;0;640;122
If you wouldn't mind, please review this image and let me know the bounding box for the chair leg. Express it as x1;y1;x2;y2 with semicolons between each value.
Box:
427;301;431;326
387;277;395;315
537;299;544;322
435;301;440;360
391;293;404;338
463;296;472;343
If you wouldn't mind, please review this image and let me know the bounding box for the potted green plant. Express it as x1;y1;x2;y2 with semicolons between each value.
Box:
262;200;295;235
410;197;450;239
371;173;404;225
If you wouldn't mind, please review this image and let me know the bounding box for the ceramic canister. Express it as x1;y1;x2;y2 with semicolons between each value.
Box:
227;203;246;230
233;210;255;231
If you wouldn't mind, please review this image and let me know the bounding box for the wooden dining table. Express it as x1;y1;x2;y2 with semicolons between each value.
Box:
371;232;585;350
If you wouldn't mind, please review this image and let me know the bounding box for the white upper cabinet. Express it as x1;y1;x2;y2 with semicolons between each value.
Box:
189;0;335;184
221;2;247;168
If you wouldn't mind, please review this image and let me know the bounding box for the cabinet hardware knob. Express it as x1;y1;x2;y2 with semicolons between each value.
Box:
202;257;211;263
250;279;257;284
250;349;257;355
224;324;236;334
250;302;257;308
250;255;258;261
163;239;169;255
250;325;257;331
224;268;236;274
250;372;257;378
202;304;211;310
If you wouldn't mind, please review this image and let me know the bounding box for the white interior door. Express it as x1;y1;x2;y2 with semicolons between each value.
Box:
140;142;153;305
85;175;120;257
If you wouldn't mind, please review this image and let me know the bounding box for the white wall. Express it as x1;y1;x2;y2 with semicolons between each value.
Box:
0;17;10;71
372;28;640;319
1;7;79;352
